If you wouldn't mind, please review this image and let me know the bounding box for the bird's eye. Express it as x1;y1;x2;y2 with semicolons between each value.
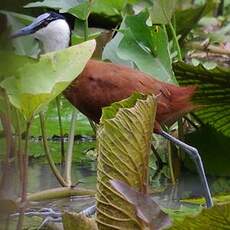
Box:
43;20;49;26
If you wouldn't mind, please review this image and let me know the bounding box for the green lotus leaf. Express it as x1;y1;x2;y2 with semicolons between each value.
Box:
0;40;96;121
174;61;230;137
169;202;230;229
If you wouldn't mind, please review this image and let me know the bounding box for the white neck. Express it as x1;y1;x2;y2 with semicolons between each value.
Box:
34;19;70;53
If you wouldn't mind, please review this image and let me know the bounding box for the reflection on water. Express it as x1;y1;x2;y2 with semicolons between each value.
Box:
0;161;96;200
27;161;97;193
0;140;230;229
1;156;230;207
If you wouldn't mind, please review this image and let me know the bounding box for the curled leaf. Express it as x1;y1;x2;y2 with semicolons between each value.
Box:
110;180;171;230
63;212;98;230
96;94;157;229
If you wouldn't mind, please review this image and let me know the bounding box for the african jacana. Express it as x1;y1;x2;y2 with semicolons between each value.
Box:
11;12;213;208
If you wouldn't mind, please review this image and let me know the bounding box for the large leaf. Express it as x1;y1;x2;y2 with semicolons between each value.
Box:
25;0;128;15
69;2;91;20
63;212;98;230
169;202;230;229
174;61;230;137
96;93;157;229
111;180;171;230
102;20;133;67
184;125;230;176
174;1;214;41
150;0;177;24
0;11;39;57
103;10;174;83
0;40;96;121
24;0;84;12
91;0;126;16
0;52;36;82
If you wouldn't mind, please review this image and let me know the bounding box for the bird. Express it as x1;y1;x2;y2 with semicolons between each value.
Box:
11;12;213;208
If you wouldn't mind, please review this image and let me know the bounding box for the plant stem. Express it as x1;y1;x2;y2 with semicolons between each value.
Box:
0;88;15;159
0;112;14;200
185;41;230;55
88;118;96;134
168;21;182;61
15;109;23;191
25;187;95;202
56;96;65;163
39;112;68;187
64;109;78;187
168;18;184;179
84;18;89;41
168;142;176;185
16;119;32;230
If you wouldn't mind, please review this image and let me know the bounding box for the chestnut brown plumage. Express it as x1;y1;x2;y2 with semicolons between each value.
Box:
64;59;197;132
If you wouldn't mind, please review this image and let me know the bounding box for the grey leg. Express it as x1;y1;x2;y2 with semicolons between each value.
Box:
158;130;213;208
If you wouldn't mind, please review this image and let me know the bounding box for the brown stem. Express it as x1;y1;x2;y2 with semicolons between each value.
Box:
186;41;230;56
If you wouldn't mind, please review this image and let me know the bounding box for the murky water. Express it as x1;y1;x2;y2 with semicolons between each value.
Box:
1;159;228;208
0;139;230;229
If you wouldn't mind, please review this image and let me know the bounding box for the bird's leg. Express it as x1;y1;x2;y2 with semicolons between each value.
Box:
157;130;213;208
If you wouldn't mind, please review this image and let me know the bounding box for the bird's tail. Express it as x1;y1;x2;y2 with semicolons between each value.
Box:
156;85;198;126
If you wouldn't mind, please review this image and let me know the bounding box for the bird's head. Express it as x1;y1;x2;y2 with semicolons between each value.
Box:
11;12;71;53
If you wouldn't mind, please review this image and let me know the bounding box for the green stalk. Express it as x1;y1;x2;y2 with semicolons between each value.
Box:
16;119;32;230
63;5;91;186
168;20;182;61
84;19;89;41
56;96;65;163
39;112;68;187
64;109;78;187
168;16;184;150
167;16;183;183
15;109;23;189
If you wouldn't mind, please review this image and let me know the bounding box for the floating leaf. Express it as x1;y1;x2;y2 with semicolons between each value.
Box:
174;61;230;137
111;180;171;230
182;194;230;206
96;93;157;229
169;202;230;229
63;212;98;230
0;40;96;121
